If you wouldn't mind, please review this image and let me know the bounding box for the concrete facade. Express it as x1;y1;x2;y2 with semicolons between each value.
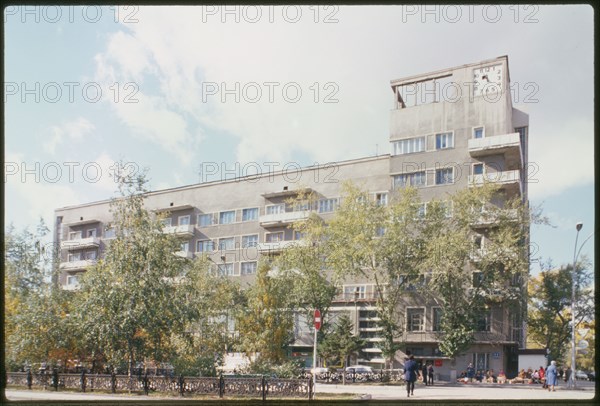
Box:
54;56;529;381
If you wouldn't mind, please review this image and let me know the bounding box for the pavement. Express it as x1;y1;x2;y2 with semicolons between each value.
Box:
4;381;597;402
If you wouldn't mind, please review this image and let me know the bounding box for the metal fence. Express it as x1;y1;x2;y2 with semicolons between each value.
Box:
6;371;313;400
300;368;406;384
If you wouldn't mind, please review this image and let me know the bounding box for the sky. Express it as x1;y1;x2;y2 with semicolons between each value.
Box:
4;5;595;275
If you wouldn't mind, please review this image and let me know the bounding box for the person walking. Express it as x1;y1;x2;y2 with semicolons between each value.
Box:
404;355;419;397
564;366;572;388
427;364;434;385
466;363;475;383
545;360;558;392
422;363;428;386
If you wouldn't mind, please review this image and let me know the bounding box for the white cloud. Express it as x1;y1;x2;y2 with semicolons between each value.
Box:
43;117;95;155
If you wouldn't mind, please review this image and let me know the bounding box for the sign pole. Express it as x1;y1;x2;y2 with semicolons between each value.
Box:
313;309;321;392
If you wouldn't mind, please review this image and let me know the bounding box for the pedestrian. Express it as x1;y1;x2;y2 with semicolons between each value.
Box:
539;366;546;388
422;363;428;386
427;364;434;385
564;366;572;385
466;363;475;383
404;355;419;397
545;360;558;392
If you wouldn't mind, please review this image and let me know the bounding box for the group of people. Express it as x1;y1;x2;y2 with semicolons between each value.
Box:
403;353;435;398
458;364;498;383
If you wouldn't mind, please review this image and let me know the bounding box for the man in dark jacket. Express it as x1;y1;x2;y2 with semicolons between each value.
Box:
404;355;419;397
422;363;429;386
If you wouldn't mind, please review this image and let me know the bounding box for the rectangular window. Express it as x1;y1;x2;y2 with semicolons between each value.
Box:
393;171;426;188
407;308;425;332
161;218;172;227
242;234;258;247
473;163;484;175
392;136;425;155
219;211;235;224
472;353;490;371
432;307;443;331
344;285;366;300
69;231;82;240
104;227;116;238
84;251;97;260
198;214;214;227
266;204;285;215
294;230;306;240
180;241;189;252
472;271;484;287
473;127;484;139
376;227;386;237
265;232;284;243
197;240;214;253
415;203;426;219
67;274;80;286
218;237;235;250
87;229;96;238
241;261;257;275
217;263;235;276
435;168;454;185
318;198;339;213
376;192;388;206
178;215;190;226
476;312;491;332
435;132;454;149
68;252;82;262
242;207;259;221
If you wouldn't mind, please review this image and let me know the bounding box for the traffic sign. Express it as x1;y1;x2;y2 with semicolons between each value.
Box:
314;309;321;331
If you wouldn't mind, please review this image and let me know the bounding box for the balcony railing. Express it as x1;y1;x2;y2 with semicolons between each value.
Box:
259;210;311;227
257;240;306;253
468;170;521;188
59;259;97;271
163;224;194;238
471;208;519;228
61;237;101;250
175;250;194;259
468;132;521;160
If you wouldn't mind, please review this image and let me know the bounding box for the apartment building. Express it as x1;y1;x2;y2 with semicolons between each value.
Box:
55;56;529;380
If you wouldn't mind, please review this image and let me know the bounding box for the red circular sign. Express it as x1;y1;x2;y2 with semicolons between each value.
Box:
314;309;321;331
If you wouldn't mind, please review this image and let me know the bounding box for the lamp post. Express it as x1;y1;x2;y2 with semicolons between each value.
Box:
569;222;582;389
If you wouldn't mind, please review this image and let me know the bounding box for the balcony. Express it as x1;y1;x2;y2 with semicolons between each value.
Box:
259;210;311;227
471;209;519;228
163;224;194;238
468;170;521;193
61;236;101;251
468;132;522;164
175;250;194;259
257;240;306;254
59;259;97;271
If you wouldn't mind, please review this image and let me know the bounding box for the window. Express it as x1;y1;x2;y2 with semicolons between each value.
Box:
67;274;80;286
242;208;259;221
344;285;366;300
415;203;426;219
198;214;214;227
435;132;453;149
440;201;453;218
473;163;484;175
69;231;82;240
68;252;82;262
294;230;306;240
392;137;425;155
178;215;190;226
472;271;484;287
87;229;96;238
432;308;443;331
265;232;284;243
219;211;235;224
242;234;258;248
241;261;257;275
84;251;97;260
472;353;490;371
394;172;426;188
318;198;339;213
376;227;386;237
104;227;116;238
407;308;425;332
180;241;189;252
217;263;235;276
197;240;214;253
473;127;484;139
476;312;491;332
266;204;285;215
435;168;454;185
161;218;172;227
376;192;388;206
218;237;235;250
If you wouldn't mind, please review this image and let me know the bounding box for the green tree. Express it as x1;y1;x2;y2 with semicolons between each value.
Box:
74;173;196;376
527;259;594;366
235;261;294;365
319;314;365;384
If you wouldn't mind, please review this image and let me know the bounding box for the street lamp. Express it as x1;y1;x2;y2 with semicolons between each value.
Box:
569;222;582;389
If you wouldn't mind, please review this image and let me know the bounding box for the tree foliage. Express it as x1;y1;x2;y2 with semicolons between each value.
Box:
319;314;365;384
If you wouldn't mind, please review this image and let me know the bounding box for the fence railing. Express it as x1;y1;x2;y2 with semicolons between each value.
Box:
300;368;406;384
6;371;314;400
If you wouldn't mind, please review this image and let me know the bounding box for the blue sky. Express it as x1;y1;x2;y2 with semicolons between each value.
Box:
4;5;594;274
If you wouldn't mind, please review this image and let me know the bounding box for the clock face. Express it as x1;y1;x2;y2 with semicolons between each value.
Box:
473;64;503;97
